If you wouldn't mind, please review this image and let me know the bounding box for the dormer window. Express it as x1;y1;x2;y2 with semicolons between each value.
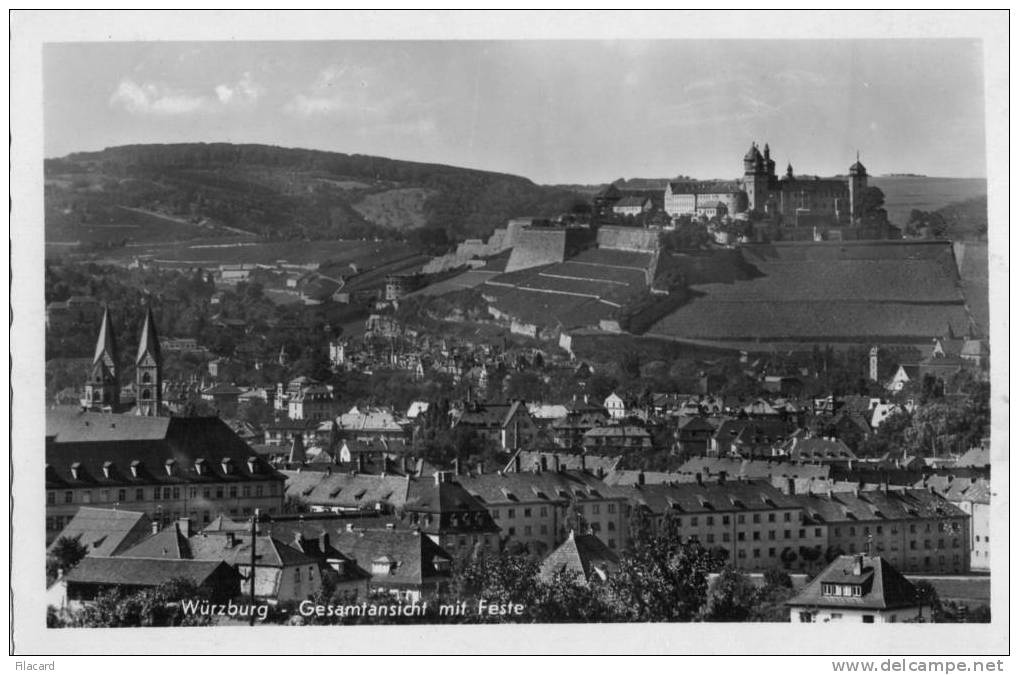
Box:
821;583;863;597
247;457;258;474
165;459;176;477
70;462;82;481
130;460;141;478
371;556;397;575
221;458;233;475
102;461;113;479
194;458;206;475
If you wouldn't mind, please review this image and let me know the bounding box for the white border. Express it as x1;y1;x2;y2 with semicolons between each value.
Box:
9;9;1011;659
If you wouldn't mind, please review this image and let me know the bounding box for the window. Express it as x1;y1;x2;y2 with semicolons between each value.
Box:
722;515;730;525
607;504;615;514
172;487;180;500
592;505;600;515
64;491;73;504
834;527;841;537
255;485;263;498
753;514;761;524
243;486;251;498
47;492;55;505
491;509;500;519
814;528;822;537
82;491;92;504
608;539;616;548
753;549;760;558
768;513;776;523
524;508;532;517
784;530;791;539
294;568;301;583
752;532;760;541
768;548;775;557
784;512;792;522
862;615;875;624
508;527;516;536
877;526;883;535
799;612;813;623
508;508;516;519
540;507;548;517
540;525;548;535
607;522;615;531
768;530;776;540
738;549;746;559
691;516;698;526
738;515;745;524
216;487;224;499
707;534;715;543
706;516;714;526
849;527;856;537
830;613;843;621
136;488;144;501
118;489;127;502
229;486;238;499
737;533;745;541
524;526;532;536
799;528;806;538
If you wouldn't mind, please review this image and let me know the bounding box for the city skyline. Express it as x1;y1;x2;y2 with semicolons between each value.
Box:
44;39;988;184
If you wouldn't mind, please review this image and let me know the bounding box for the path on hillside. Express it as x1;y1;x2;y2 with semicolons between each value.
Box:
119;206;259;237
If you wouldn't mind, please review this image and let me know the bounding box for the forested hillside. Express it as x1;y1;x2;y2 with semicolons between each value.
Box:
45;143;584;245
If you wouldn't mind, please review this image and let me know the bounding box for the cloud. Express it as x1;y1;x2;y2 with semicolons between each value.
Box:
110;73;264;115
215;72;264;105
109;79;207;115
284;63;396;119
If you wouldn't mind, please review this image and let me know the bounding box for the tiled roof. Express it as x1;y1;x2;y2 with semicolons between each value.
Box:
622;480;801;516
64;556;234;588
678;456;830;481
954;446;990;468
338;407;405;433
45;411;283;488
601;470;697;487
282;470;410;510
539;531;620;583
502;450;620;475
333;528;452;587
461;469;629;506
790;488;967;524
786;555;920;610
49;507;153;557
783;437;858;462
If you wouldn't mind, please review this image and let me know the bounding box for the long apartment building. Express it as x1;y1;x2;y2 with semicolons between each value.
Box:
459;460;632;554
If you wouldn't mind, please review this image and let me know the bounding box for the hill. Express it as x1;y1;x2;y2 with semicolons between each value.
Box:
44;143;584;246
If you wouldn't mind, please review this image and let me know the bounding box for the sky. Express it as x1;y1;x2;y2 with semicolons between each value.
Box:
44;39;988;184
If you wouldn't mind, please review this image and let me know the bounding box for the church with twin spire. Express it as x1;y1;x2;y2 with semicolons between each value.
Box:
82;304;164;416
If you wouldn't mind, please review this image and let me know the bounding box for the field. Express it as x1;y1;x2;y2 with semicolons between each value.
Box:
65;237;420;270
871;176;987;227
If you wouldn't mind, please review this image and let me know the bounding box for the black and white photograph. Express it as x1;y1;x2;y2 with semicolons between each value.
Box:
9;9;1010;663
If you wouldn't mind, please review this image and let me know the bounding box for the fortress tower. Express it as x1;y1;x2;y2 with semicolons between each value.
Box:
82;306;120;411
742;141;775;213
849;152;869;221
135;305;163;416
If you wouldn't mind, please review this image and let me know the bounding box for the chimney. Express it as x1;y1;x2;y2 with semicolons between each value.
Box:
695;472;703;486
452;457;460;476
637;471;646;486
787;477;796;496
718;470;727;485
553;454;561;472
477;462;484;476
293;531;304;548
151;520;160;535
318;531;329;550
580;453;587;472
346;523;354;532
513;454;521;473
539;456;548;472
852;554;864;576
434;471;442;486
356;453;365;474
382;456;392;476
226;532;236;547
177;517;192;538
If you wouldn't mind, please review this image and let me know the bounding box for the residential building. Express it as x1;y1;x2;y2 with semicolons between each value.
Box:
623;478;823;573
400;471;501;556
791;488;970;574
918;476;990;572
603;392;626;420
787;554;930;623
45;410;287;539
47;507;154;555
460;465;631;554
581;424;653;454
333;526;454;602
337;406;408;444
452;400;538;451
282;470;409;514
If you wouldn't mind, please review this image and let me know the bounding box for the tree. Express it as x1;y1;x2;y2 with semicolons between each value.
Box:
46;536;88;585
860;186;889;225
700;566;758;622
604;527;721;622
450;550;541;622
532;569;620;623
72;578;215;627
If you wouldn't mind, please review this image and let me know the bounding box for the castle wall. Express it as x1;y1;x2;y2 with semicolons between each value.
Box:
596;225;661;253
504;227;568;272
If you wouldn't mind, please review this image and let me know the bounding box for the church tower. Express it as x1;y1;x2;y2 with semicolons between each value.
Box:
83;306;120;411
849;152;868;221
135;305;163;416
742;141;771;213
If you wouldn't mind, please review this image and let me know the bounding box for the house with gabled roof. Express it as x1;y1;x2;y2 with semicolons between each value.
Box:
787;554;929;623
400;471;501;556
452;400;537;451
333;526;454;603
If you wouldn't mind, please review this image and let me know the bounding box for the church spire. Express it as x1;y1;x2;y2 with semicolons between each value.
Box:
83;305;120;411
136;304;161;365
93;305;118;368
134;303;163;416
